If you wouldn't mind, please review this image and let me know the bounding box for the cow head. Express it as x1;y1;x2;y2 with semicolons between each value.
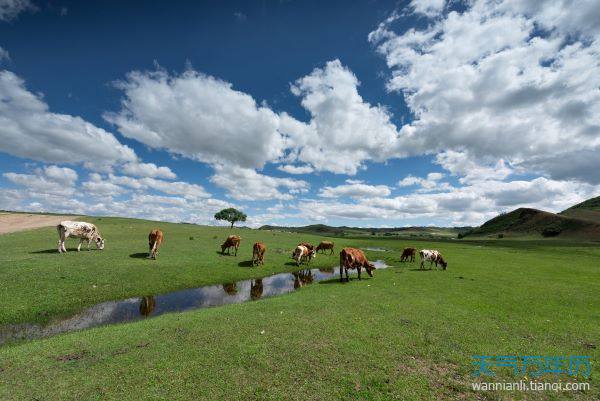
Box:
440;259;447;270
309;249;316;259
365;262;376;277
96;236;105;250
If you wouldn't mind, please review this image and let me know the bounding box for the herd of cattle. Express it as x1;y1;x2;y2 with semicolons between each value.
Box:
56;221;448;281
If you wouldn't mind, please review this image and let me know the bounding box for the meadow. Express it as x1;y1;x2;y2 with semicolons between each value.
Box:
0;216;598;400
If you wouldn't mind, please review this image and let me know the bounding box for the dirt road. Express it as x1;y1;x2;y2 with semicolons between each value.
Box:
0;213;79;235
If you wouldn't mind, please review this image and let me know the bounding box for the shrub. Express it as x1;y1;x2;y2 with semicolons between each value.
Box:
542;222;563;237
498;233;504;239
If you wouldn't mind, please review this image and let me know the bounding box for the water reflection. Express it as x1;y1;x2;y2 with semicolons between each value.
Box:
0;260;388;344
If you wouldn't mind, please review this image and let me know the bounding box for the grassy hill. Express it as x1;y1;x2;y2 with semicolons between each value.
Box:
560;195;600;224
461;207;600;240
260;224;471;239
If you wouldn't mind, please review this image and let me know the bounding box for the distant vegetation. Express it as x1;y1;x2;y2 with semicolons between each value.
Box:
259;224;471;239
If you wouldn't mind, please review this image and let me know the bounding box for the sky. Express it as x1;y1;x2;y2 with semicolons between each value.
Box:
0;0;599;228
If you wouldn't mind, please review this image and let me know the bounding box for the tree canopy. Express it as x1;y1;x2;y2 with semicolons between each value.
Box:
214;208;247;228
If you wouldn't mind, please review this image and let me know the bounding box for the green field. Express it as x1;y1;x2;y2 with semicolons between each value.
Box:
1;216;599;400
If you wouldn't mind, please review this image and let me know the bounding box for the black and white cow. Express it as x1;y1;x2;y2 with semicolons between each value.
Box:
57;221;105;253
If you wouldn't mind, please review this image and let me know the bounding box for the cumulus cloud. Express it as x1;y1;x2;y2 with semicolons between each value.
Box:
0;47;9;62
105;68;286;170
409;0;445;17
369;0;600;184
397;172;446;190
0;70;137;167
319;180;391;199
285;60;402;174
277;164;314;175
0;0;36;21
3;165;78;196
210;165;309;201
120;162;176;179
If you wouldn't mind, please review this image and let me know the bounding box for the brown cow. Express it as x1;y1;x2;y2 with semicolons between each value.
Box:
316;241;334;255
339;247;376;282
400;247;416;262
252;242;266;266
221;235;241;255
148;229;164;259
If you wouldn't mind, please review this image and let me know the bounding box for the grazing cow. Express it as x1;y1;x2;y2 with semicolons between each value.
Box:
148;229;164;259
57;221;104;253
292;245;316;266
419;249;448;270
339;247;376;282
400;247;416;262
315;241;334;255
252;242;266;266
221;235;241;256
298;242;315;251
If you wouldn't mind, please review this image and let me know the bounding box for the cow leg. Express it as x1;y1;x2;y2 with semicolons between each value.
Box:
339;264;344;282
58;240;63;253
87;239;91;251
357;266;362;280
77;239;83;252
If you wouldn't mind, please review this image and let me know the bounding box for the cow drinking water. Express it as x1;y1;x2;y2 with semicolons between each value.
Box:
57;221;104;253
339;247;375;282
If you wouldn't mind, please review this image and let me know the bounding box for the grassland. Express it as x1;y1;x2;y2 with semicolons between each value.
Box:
0;216;599;400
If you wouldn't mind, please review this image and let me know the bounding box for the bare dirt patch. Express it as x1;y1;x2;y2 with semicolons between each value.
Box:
0;213;79;235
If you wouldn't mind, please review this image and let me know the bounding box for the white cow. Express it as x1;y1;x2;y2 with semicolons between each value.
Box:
292;245;315;266
57;221;105;253
419;249;447;270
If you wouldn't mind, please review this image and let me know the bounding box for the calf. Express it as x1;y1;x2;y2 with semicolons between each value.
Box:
252;242;266;266
221;235;241;255
57;221;104;253
419;249;448;270
292;245;316;266
339;247;376;282
148;229;164;259
316;241;334;255
400;247;416;262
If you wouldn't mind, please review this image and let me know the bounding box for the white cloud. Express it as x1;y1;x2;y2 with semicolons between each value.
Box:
121;162;176;179
105;68;286;170
285;59;402;174
0;0;36;21
3;165;78;196
0;47;9;62
409;0;445;17
0;70;137;167
319;180;391;199
106;174;210;199
210;165;309;201
276;164;314;175
369;0;600;184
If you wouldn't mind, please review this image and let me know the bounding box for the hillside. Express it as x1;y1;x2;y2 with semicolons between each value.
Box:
560;195;600;224
259;224;471;239
462;207;600;240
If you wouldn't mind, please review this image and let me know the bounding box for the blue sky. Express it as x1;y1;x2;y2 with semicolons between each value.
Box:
1;0;599;227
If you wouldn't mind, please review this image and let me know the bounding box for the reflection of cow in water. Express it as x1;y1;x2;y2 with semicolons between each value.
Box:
318;267;335;274
222;282;238;295
139;296;156;317
250;279;263;300
293;269;314;289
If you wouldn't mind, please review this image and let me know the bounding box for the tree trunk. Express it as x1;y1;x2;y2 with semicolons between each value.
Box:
230;221;234;229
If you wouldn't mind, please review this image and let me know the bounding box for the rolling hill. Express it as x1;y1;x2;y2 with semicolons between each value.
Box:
462;196;600;240
259;224;471;239
559;195;600;224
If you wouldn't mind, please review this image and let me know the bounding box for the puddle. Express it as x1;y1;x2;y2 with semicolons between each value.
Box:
0;261;388;344
364;247;389;252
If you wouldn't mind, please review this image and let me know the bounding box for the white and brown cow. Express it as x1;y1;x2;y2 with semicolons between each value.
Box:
292;245;316;266
57;221;105;253
419;249;447;270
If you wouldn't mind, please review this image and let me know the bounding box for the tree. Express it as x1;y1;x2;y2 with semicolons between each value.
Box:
214;208;247;229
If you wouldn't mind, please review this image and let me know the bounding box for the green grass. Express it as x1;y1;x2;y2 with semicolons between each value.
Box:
0;216;599;400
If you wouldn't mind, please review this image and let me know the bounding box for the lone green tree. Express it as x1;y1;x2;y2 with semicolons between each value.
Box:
214;208;247;229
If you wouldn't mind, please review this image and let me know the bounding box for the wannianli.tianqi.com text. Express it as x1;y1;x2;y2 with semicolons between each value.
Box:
472;381;590;392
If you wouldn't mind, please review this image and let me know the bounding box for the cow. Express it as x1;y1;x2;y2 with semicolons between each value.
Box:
419;249;448;270
221;235;241;256
400;247;416;262
292;245;316;266
298;242;315;252
57;221;104;253
148;229;164;259
315;241;334;255
252;242;266;266
339;247;376;282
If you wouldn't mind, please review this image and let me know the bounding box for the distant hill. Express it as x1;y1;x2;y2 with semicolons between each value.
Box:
259;224;471;239
462;205;600;240
559;196;600;224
